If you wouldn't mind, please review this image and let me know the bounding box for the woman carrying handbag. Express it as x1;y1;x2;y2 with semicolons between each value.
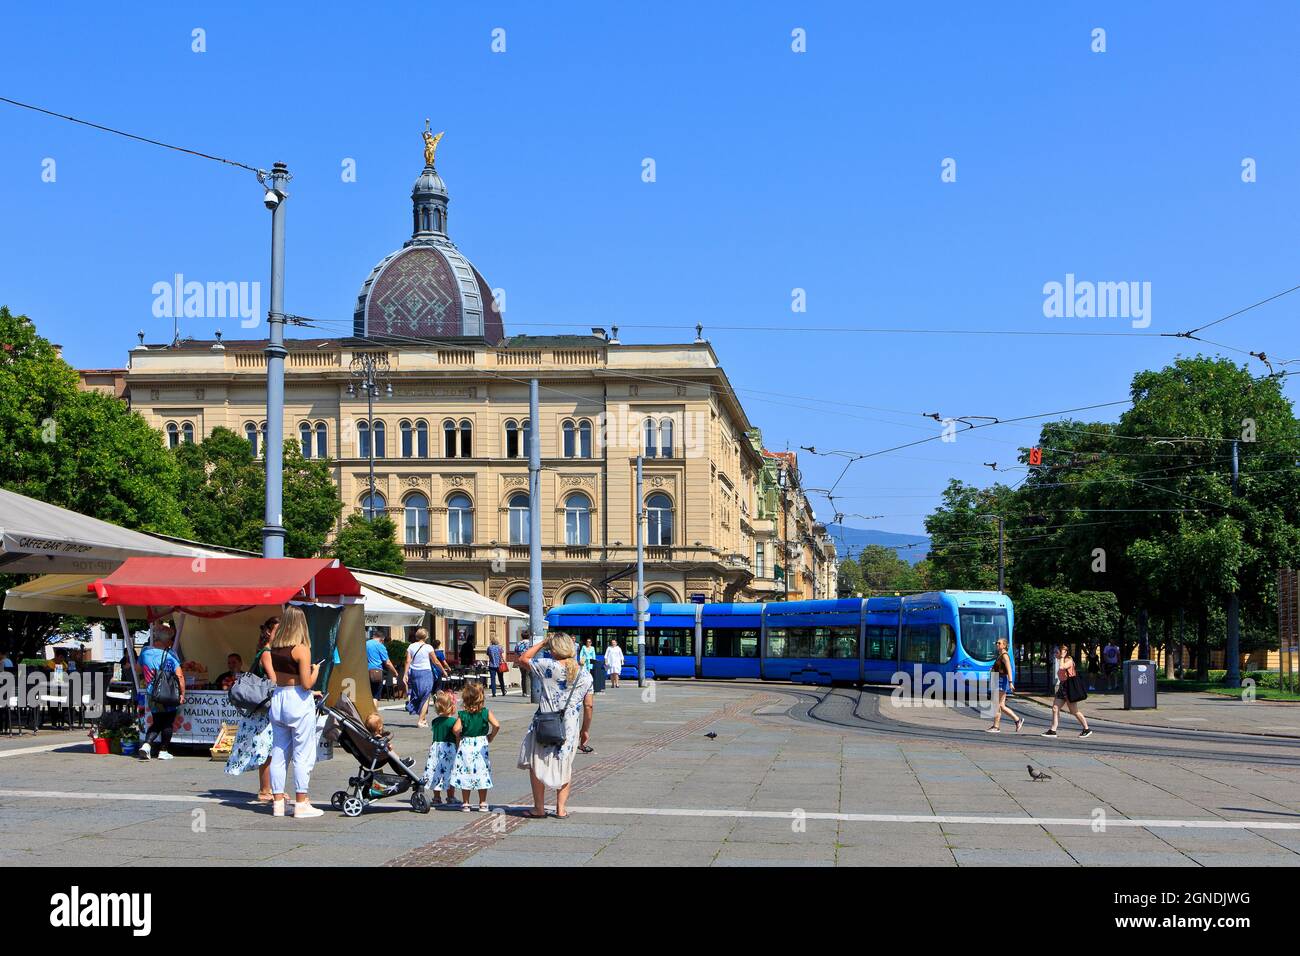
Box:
1041;644;1093;738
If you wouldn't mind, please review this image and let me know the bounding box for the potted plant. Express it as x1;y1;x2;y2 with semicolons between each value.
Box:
118;721;141;757
93;710;139;756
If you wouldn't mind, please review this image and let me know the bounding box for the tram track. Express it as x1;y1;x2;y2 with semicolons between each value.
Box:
700;680;1300;768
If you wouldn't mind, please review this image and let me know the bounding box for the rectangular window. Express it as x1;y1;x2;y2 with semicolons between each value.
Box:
755;543;765;578
647;627;693;656
865;624;898;661
903;622;940;664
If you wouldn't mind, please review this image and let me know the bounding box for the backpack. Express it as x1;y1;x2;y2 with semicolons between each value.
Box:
147;653;182;710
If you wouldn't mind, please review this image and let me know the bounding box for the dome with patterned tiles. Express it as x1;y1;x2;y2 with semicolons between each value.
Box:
353;136;504;342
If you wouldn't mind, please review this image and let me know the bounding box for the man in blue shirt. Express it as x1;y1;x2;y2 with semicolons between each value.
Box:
366;631;398;702
514;629;532;697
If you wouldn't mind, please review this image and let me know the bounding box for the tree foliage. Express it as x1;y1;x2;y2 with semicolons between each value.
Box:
330;513;406;574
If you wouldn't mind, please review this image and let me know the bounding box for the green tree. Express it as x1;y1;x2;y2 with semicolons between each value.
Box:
330;513;406;573
173;427;342;557
1014;586;1120;654
0;308;193;659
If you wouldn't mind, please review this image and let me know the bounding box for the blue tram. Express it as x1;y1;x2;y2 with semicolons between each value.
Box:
545;591;1013;686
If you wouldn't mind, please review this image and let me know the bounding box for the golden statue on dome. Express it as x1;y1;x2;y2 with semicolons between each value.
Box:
423;119;444;167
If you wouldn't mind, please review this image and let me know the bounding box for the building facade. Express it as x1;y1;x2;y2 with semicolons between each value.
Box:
83;138;834;655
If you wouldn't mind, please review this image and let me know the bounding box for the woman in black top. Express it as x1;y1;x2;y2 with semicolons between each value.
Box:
986;638;1023;733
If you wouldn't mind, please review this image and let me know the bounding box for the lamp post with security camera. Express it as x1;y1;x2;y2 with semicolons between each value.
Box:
259;161;291;558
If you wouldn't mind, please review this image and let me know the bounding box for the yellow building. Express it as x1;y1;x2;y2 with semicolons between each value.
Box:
82;140;832;657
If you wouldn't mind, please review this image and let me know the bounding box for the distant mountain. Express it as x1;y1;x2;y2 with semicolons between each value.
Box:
826;525;930;565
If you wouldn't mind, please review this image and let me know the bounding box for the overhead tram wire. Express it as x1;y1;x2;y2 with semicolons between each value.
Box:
0;96;262;173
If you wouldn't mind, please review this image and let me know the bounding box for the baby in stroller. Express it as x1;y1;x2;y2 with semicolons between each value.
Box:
321;696;433;816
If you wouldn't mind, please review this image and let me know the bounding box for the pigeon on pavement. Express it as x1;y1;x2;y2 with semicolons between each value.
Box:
1027;764;1052;782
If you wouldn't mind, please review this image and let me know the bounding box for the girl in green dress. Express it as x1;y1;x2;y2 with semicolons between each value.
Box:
450;682;499;811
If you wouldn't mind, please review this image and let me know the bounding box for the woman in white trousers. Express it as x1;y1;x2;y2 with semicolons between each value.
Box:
261;605;323;819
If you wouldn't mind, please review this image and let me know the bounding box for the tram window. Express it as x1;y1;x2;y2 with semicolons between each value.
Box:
903;623;939;663
938;624;955;664
865;624;897;660
767;628;788;658
830;626;858;659
958;609;1006;662
705;628;759;658
738;630;758;658
648;627;692;656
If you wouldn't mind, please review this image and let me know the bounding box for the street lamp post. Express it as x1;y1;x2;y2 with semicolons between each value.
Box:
349;351;390;521
259;162;291;558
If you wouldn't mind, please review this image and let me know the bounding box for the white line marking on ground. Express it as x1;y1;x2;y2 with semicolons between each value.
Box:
562;805;1300;831
0;788;222;804
0;743;87;758
3;789;1297;833
642;720;688;725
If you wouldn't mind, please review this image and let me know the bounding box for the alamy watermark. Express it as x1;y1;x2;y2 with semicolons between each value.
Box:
152;273;262;328
1042;273;1151;329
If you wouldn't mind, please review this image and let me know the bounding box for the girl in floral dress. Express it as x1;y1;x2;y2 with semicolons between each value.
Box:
423;691;460;805
449;682;499;811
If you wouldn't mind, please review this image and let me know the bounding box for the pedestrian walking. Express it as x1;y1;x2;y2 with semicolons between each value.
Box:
603;638;624;688
224;616;279;802
262;605;324;818
1102;639;1120;692
403;627;439;727
450;682;499;811
423;691;459;805
986;637;1023;733
1042;644;1092;738
579;638;596;673
517;633;595;819
515;630;532;697
138;622;185;761
487;636;507;698
366;630;399;702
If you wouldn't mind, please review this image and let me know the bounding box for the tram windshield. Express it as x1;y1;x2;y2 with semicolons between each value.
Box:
958;608;1008;662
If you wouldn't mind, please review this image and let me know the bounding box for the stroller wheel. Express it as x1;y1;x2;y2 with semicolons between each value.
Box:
411;791;431;814
331;791;346;810
342;796;365;817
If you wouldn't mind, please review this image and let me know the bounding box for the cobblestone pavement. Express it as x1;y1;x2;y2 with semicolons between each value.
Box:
2;681;1298;867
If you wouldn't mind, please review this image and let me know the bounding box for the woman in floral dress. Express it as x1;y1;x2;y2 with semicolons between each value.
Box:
224;616;279;802
516;633;595;819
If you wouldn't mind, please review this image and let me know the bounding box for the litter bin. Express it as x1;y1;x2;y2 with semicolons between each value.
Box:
591;660;606;694
1123;659;1157;710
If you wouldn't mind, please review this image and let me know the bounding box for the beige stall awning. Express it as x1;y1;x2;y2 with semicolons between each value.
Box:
0;487;216;575
353;571;525;623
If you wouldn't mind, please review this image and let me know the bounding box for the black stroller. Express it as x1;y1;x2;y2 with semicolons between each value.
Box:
320;696;432;816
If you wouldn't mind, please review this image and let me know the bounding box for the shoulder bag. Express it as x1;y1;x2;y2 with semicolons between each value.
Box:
1062;664;1088;703
533;669;582;747
148;653;182;710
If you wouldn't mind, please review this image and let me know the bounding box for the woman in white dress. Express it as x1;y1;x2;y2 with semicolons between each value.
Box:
603;639;625;688
517;633;594;819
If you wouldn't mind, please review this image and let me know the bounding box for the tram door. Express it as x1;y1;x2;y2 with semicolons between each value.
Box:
694;604;704;679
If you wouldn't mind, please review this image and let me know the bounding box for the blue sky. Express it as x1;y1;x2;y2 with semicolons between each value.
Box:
3;1;1298;537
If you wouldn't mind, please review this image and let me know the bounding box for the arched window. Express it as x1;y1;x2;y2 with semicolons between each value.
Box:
459;419;472;458
260;422;267;457
244;422;259;458
404;492;430;545
506;589;530;644
357;420;370;459
400;420;413;458
166;423;179;449
508;492;530;545
415;420;428;458
181;422;194;445
522;419;531;459
578;420;592;458
505;420;520;459
361;491;386;521
646;588;677;605
562;420;576;458
443;420;457;458
565;492;591;546
646;493;673;546
372;420;386;458
562;589;594;605
300;422;314;458
315;422;327;459
644;418;657;458
447;493;473;544
659;418;674;458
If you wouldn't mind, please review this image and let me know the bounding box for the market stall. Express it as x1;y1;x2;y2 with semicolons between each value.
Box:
86;557;374;745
